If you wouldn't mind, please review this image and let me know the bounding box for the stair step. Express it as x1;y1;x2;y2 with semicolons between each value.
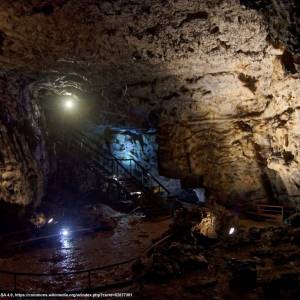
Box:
70;132;170;207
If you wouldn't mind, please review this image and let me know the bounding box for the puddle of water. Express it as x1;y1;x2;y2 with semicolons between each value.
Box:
0;203;171;292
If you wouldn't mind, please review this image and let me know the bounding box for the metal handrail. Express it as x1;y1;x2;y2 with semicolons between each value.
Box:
0;256;138;292
71;139;144;204
0;232;171;292
107;158;168;193
72;130;170;195
73;138;133;179
133;159;169;194
256;204;284;223
72;138;152;201
0;256;137;277
87;162;133;200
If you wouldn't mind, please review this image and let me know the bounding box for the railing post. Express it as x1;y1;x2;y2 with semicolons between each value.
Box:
13;273;17;292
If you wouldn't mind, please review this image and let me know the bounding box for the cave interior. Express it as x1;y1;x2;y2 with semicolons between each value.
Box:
1;0;300;299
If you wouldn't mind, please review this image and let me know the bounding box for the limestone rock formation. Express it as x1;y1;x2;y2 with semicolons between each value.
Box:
103;127;181;194
0;0;299;206
241;0;300;56
158;51;300;204
0;72;48;206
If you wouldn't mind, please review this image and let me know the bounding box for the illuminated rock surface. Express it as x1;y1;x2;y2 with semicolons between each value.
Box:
1;1;300;298
0;72;48;206
0;0;300;205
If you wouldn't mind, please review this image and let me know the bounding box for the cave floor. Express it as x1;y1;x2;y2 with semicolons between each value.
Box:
1;201;300;299
0;203;171;293
129;215;300;300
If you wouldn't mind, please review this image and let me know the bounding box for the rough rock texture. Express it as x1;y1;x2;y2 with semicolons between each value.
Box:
135;207;300;300
241;0;300;55
158;56;300;204
104;128;181;194
0;72;48;206
0;0;300;205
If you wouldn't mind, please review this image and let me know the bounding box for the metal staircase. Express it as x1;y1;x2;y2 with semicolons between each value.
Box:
69;129;171;216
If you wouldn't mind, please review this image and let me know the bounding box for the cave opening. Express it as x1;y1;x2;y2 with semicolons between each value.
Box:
1;0;300;298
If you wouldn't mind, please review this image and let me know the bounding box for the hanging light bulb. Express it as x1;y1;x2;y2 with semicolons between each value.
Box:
63;97;76;110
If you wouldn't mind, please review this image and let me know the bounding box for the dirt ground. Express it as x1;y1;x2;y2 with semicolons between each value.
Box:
0;204;171;293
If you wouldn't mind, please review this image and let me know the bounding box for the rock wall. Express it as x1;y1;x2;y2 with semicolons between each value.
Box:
158;48;300;205
93;127;181;195
0;72;48;207
1;0;300;206
241;0;300;56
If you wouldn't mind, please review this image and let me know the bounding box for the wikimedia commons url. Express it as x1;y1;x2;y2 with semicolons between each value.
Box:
0;293;133;298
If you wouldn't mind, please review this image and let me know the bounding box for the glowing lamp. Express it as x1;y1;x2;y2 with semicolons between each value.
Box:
228;227;235;235
61;228;69;236
130;191;142;195
63;97;75;110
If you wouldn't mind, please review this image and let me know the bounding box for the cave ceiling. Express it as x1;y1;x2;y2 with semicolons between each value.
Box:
1;0;300;204
0;0;299;126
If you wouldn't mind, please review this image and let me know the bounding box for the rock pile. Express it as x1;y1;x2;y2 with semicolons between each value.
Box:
133;207;300;299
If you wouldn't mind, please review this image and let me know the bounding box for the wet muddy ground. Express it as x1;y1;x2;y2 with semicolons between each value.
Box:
0;204;171;293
